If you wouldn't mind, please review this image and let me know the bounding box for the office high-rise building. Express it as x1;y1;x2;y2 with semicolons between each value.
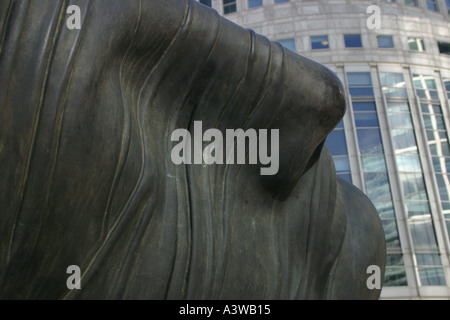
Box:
197;0;450;299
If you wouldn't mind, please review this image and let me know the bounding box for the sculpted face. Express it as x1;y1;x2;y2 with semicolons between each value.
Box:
0;0;384;300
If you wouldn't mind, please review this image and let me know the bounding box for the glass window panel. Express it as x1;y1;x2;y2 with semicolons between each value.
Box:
335;120;344;129
405;201;431;217
409;218;438;249
408;37;426;51
436;174;450;201
421;103;432;114
277;39;296;52
388;113;413;128
426;0;438;11
428;91;440;100
333;156;350;173
438;42;450;55
387;254;404;266
248;0;263;8
387;101;409;112
357;129;383;154
428;136;450;157
382;219;401;248
400;173;428;200
223;0;237;13
433;104;443;115
391;129;418;155
416;254;442;266
364;173;393;201
442;203;450;216
432;156;450;173
444;80;450;92
380;72;405;87
395;155;422;172
377;35;394;48
311;35;329;50
349;87;374;97
393;132;418;155
338;173;352;184
325;130;348;156
275;0;289;2
423;115;446;130
416;89;428;99
347;72;372;86
413;77;425;89
425;78;437;90
418;268;446;286
374;201;395;219
200;0;212;6
354;113;379;127
362;155;387;172
421;103;442;115
383;87;407;98
352;101;376;112
384;268;408;286
405;0;418;5
344;34;362;48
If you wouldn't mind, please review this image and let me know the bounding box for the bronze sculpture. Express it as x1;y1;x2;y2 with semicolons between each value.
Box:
0;0;385;299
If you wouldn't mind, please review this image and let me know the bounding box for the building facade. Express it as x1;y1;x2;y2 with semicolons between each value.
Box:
196;0;450;299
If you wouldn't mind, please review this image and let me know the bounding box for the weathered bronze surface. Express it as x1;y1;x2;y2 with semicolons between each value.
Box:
0;0;385;299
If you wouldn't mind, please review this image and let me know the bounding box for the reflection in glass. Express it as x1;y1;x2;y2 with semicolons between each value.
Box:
311;35;329;50
432;156;450;173
405;201;431;218
383;87;407;98
423;115;445;130
384;268;408;286
374;201;395;219
416;254;442;266
349;87;374;97
428;135;450;157
325;130;348;156
395;155;421;172
357;129;383;154
364;173;392;201
409;218;438;248
418;268;446;286
436;174;450;201
400;173;428;200
387;254;405;266
354;113;379;127
391;129;418;155
384;254;408;287
387;101;409;112
347;72;372;86
380;72;405;88
421;103;442;114
382;219;401;248
333;156;350;173
277;39;296;52
377;35;394;48
352;101;376;112
338;173;352;184
362;155;387;172
388;113;413;128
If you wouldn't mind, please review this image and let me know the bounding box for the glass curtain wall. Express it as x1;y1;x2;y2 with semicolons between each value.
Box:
347;72;407;286
381;72;446;286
